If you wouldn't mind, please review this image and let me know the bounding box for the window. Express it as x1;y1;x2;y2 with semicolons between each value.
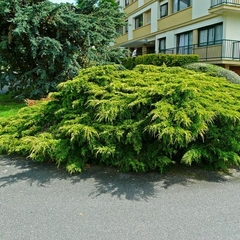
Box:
116;26;123;35
159;38;166;53
177;31;193;54
125;21;128;33
160;3;168;18
173;0;191;13
147;46;155;54
135;14;143;29
145;10;151;24
125;0;129;7
199;23;223;46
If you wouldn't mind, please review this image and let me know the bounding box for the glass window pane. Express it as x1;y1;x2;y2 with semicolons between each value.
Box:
208;28;214;44
146;11;151;24
178;31;192;46
199;29;208;46
173;0;190;12
184;34;189;45
189;31;193;45
160;3;168;17
199;23;222;46
215;24;223;43
173;0;178;12
178;31;192;54
139;15;143;27
159;38;166;53
135;14;143;28
160;39;165;49
178;34;185;46
179;0;189;10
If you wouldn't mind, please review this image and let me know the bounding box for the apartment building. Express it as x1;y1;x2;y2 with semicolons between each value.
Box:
115;0;240;74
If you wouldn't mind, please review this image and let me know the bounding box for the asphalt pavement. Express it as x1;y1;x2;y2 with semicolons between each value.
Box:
1;155;240;240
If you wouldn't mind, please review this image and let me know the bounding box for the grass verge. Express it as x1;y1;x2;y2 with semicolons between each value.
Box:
0;94;25;118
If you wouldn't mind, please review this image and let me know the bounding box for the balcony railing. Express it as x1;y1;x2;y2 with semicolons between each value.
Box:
211;0;240;8
159;40;240;61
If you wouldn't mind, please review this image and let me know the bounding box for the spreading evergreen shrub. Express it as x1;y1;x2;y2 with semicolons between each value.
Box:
1;64;240;173
184;62;240;84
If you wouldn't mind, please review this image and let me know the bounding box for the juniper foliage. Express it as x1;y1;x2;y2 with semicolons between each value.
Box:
1;65;240;173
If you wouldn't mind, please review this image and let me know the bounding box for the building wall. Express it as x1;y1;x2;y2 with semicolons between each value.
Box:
230;66;240;75
151;1;159;32
117;0;227;47
115;0;240;73
157;7;192;33
223;12;240;40
155;16;223;51
192;0;211;19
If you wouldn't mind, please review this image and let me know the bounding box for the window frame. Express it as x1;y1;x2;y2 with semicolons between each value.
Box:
160;3;168;18
173;0;191;13
125;20;129;33
159;37;166;53
145;10;151;25
177;31;193;54
135;14;143;29
198;23;223;47
116;26;123;35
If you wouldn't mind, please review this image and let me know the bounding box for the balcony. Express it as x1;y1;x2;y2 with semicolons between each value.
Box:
115;34;129;46
158;8;192;32
133;24;151;39
210;0;240;14
124;0;138;14
161;40;240;63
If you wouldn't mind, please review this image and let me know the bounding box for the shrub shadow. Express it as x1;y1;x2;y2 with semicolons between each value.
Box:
0;155;71;188
1;155;239;201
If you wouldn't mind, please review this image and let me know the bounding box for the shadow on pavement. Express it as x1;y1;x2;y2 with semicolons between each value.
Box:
0;155;70;187
1;154;240;201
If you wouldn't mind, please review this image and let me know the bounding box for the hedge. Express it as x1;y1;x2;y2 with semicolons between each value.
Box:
122;53;199;69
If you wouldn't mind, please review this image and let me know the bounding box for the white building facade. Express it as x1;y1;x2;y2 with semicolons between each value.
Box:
115;0;240;74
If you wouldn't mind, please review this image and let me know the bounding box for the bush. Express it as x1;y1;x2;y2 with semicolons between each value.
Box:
122;54;199;69
1;64;240;173
184;62;240;84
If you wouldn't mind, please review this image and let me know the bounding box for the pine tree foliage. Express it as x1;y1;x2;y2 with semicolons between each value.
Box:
0;0;126;99
1;65;240;173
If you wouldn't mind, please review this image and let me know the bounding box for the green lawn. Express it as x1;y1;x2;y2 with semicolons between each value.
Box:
0;94;25;118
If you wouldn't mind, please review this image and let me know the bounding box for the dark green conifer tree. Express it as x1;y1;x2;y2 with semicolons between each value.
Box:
0;0;126;98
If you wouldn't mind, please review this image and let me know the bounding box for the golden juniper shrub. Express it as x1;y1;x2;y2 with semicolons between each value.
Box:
2;64;240;173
